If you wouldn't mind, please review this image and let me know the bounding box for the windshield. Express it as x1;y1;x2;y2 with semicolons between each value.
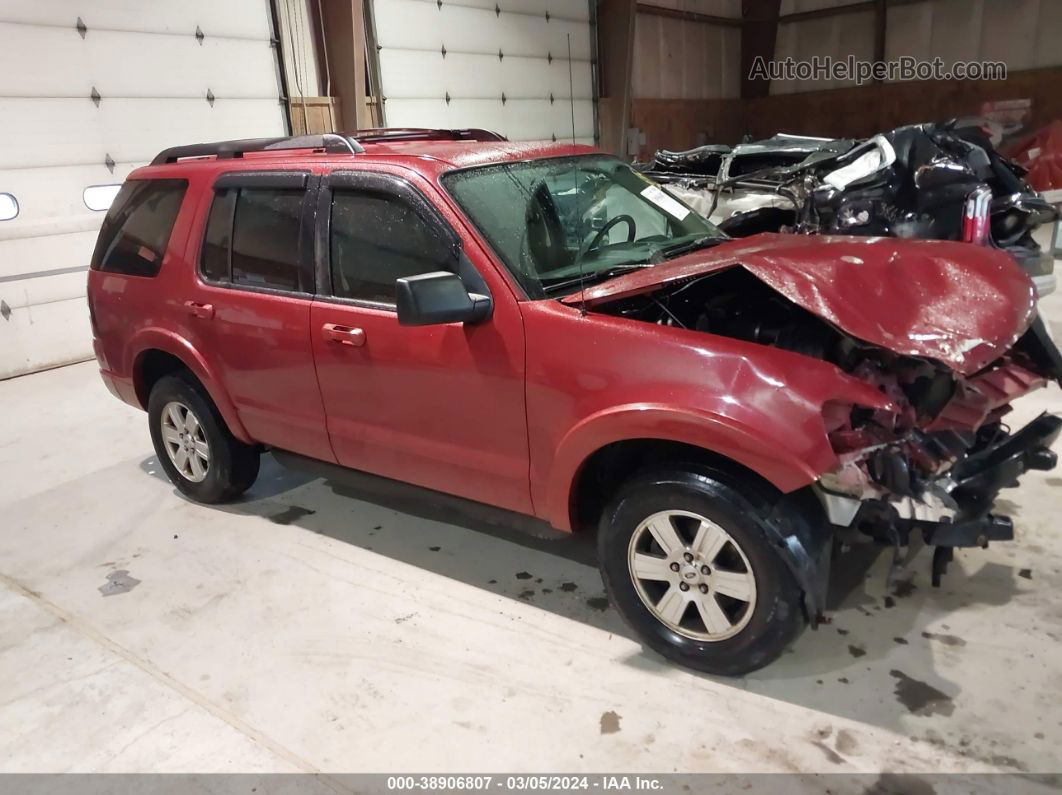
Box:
442;155;725;298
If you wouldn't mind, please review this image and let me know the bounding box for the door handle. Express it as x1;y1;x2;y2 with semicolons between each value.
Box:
322;323;366;347
183;300;214;320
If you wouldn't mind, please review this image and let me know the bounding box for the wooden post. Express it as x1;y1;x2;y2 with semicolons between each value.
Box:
316;0;374;131
741;0;781;100
597;0;637;157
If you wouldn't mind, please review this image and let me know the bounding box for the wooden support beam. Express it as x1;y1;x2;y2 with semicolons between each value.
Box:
641;0;927;26
873;0;887;78
775;0;925;24
289;96;342;135
636;3;742;27
597;0;638;157
315;0;374;131
741;0;781;99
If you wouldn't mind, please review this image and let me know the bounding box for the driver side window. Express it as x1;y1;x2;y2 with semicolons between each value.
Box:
330;190;447;305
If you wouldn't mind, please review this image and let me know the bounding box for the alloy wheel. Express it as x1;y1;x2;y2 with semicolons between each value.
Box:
627;509;757;641
160;401;210;483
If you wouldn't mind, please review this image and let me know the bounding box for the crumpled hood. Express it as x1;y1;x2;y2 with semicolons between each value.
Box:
562;233;1037;374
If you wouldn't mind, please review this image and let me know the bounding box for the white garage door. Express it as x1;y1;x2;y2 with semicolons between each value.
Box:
0;0;288;379
372;0;595;145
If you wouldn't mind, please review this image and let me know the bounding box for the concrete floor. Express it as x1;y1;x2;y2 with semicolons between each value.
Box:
2;296;1062;777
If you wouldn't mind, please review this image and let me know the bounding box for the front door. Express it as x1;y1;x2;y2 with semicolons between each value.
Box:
309;169;531;514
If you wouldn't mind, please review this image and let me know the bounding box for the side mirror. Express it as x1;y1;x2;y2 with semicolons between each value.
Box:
395;271;492;327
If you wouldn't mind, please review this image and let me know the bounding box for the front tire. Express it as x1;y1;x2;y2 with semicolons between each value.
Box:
598;467;805;676
148;373;260;503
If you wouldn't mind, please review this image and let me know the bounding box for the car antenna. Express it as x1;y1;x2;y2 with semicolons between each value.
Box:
568;32;588;316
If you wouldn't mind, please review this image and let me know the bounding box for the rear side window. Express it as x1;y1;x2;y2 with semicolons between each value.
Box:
200;189;236;282
90;179;187;276
330;191;448;304
199;187;305;292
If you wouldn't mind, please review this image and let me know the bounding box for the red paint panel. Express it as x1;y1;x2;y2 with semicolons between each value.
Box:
521;301;895;530
564;233;1037;374
89;168;334;462
309;167;532;514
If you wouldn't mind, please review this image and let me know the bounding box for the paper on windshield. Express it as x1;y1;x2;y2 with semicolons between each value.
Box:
640;185;691;220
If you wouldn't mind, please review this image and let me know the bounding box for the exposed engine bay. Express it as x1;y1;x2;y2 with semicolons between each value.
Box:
592;265;1062;588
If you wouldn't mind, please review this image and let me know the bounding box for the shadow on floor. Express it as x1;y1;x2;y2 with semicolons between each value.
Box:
138;452;1029;736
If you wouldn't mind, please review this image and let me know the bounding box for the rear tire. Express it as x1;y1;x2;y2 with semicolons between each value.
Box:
598;467;805;676
148;372;260;503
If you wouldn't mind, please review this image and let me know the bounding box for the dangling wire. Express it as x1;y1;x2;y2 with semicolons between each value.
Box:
285;0;309;133
316;0;334;130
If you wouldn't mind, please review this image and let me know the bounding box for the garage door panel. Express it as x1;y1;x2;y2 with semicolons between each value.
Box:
374;0;595;143
546;61;593;99
0;27;279;99
0;163;134;229
536;100;595;141
375;0;591;59
0;98;285;169
379;49;591;102
0;231;100;281
0;297;92;380
501;0;591;21
1;0;274;40
378;50;479;98
385;98;593;142
455;0;590;21
0;2;285;377
0;271;90;312
539;19;592;60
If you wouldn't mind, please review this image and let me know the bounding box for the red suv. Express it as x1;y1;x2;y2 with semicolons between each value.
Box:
88;129;1061;675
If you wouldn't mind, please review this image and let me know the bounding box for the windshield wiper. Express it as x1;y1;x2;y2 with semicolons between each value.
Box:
541;263;654;295
652;235;724;261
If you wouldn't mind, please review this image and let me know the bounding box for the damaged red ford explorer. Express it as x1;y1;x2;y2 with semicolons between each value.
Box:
88;130;1062;675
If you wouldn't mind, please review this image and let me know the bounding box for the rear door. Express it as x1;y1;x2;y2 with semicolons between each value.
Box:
309;169;531;513
187;170;333;462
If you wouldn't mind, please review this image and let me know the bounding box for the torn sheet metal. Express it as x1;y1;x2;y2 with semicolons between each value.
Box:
640;121;1058;296
561;233;1037;374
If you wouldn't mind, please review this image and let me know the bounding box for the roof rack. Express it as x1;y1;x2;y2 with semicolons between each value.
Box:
151;133;363;165
346;128;508;143
149;128;508;166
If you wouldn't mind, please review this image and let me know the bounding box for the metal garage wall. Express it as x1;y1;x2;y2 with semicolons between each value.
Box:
632;0;741;100
0;0;288;379
772;0;1062;95
371;0;596;144
772;3;874;94
627;2;741;158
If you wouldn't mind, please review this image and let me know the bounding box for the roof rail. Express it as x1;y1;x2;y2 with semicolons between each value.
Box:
348;128;508;144
150;133;364;165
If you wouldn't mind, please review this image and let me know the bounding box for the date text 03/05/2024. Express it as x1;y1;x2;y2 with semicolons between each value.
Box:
386;775;665;791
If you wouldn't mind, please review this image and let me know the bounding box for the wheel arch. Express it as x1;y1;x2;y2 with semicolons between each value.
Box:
129;329;253;444
547;404;828;534
580;443;835;625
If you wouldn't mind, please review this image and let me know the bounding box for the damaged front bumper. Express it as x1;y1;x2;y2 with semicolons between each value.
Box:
818;412;1061;584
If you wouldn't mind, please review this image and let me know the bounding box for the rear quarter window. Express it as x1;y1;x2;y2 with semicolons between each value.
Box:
197;186;306;292
90;179;187;276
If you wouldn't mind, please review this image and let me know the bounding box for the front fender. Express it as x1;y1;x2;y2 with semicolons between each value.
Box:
126;327;253;444
545;403;834;532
